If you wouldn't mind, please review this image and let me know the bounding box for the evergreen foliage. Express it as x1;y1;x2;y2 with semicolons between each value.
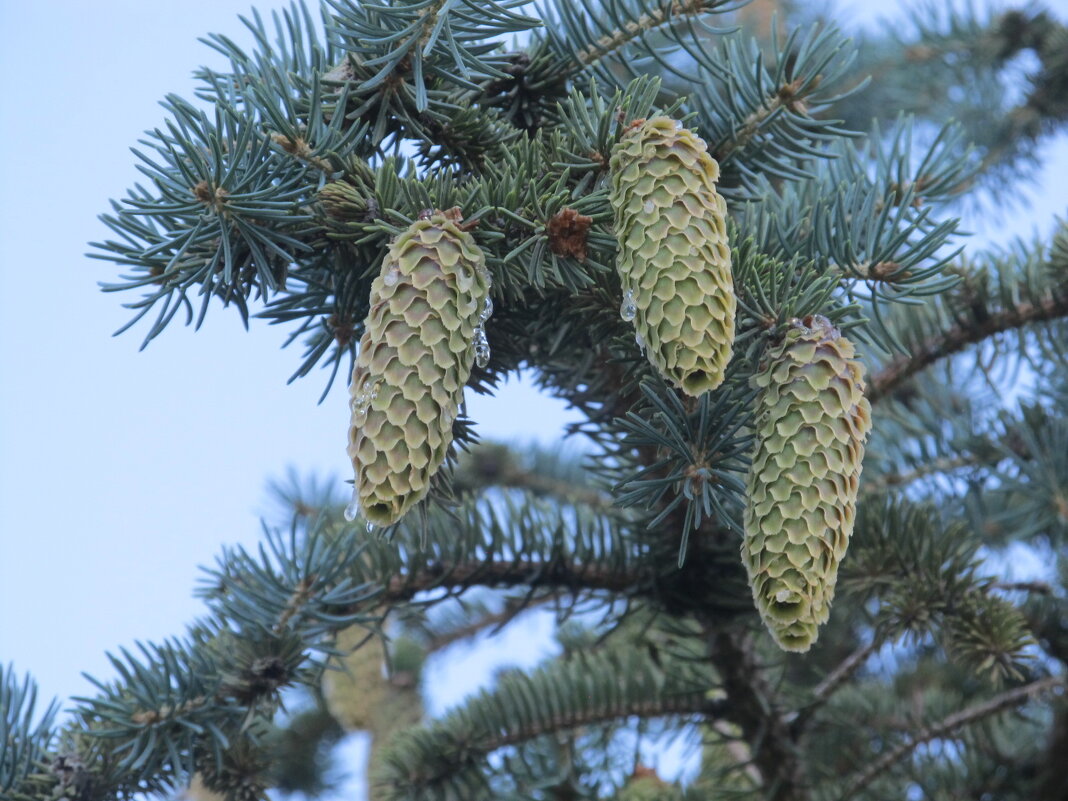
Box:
8;0;1068;800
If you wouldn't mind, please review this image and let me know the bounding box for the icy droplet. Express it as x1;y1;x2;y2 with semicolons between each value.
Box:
382;266;400;287
440;403;456;429
473;325;491;368
344;493;360;522
350;379;379;423
479;295;493;323
620;290;637;322
643;199;655;214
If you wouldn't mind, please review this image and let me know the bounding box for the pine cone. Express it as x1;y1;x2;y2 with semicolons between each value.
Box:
322;626;389;731
743;316;872;652
346;211;490;526
609;116;735;395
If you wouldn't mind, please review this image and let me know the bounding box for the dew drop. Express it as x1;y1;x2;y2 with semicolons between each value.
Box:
440;403;456;429
350;379;379;423
473;325;491;368
382;266;400;287
479;295;493;323
620;290;637;322
344;493;360;522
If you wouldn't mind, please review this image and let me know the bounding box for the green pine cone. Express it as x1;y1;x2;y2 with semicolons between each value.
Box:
609;116;735;396
322;626;389;732
743;316;872;652
346;211;490;526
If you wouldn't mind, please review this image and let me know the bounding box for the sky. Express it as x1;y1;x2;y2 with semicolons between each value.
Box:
1;0;1067;797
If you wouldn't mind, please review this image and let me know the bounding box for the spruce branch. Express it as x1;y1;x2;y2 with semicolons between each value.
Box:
870;292;1068;404
837;675;1066;801
373;643;724;799
787;637;884;732
709;631;805;801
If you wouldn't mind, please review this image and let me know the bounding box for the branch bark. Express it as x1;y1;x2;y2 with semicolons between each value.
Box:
869;293;1068;404
710;631;808;801
838;675;1065;801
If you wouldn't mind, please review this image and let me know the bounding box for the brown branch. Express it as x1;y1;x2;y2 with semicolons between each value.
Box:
479;693;726;754
714;76;810;165
573;0;711;68
838;675;1065;801
710;631;807;801
422;594;559;653
383;560;645;603
869;293;1068;404
861;455;980;494
991;580;1054;595
788;638;884;732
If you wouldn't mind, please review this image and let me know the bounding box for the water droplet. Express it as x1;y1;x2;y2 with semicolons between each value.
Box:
473;325;491;368
635;331;646;353
382;266;400;287
620;290;637;322
440;403;456;429
350;379;379;423
479;295;493;323
643;200;655;214
344;493;360;522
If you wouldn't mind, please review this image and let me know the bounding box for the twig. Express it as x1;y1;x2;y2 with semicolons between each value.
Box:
869;293;1068;404
991;580;1054;595
422;594;559;652
788;638;883;731
838;675;1065;801
711;631;807;801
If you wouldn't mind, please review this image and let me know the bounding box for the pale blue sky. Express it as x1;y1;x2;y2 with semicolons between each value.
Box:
2;0;1067;797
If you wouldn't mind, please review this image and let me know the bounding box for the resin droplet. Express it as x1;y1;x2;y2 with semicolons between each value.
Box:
382;266;400;287
643;199;655;214
620;289;637;322
474;326;491;368
635;331;646;354
479;296;493;323
344;493;360;522
365;521;375;533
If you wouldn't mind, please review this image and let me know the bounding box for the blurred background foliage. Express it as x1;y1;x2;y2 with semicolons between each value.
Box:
5;0;1068;799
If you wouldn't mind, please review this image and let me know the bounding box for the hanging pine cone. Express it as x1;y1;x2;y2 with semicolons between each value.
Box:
743;316;872;652
322;626;389;731
609;116;735;396
346;210;491;526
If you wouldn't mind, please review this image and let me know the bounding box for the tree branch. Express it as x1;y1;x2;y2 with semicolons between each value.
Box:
788;637;884;732
838;675;1065;801
383;560;645;602
479;693;726;754
709;631;807;801
572;0;714;69
869;293;1068;403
